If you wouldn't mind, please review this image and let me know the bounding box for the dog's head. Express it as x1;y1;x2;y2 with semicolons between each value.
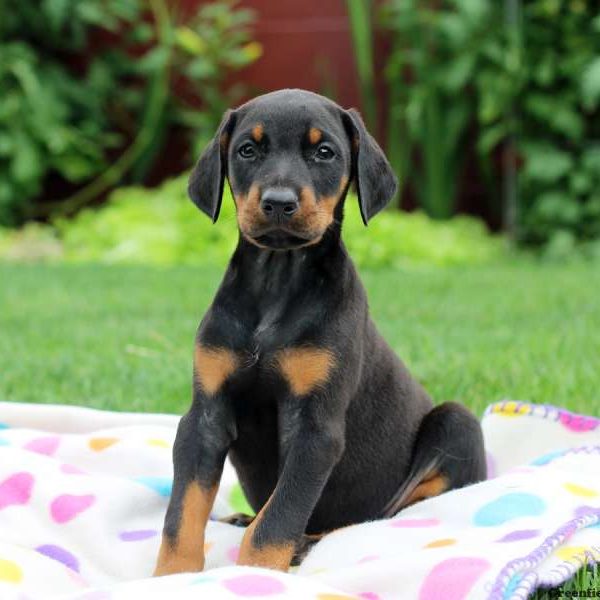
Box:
188;89;398;250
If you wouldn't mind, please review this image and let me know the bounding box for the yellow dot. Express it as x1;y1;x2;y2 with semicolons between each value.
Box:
0;558;23;583
555;546;598;563
316;595;356;600
563;482;598;498
425;538;456;548
88;437;119;451
495;401;529;417
147;439;170;448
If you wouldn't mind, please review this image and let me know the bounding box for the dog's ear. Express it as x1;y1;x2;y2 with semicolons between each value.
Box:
188;110;237;222
342;108;398;225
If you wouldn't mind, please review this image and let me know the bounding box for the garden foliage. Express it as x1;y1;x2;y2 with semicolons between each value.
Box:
0;176;505;268
381;0;600;248
0;0;258;226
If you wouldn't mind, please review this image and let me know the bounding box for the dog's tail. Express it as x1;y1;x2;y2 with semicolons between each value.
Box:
379;455;443;518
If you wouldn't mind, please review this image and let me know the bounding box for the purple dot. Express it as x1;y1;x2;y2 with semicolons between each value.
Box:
574;506;600;526
496;529;540;543
222;574;286;596
36;544;79;572
119;529;157;542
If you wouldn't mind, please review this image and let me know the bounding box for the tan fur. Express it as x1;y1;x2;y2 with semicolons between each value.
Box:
238;494;295;571
154;482;217;575
194;345;238;396
403;473;448;507
234;175;349;248
308;127;322;144
251;123;264;142
275;347;335;396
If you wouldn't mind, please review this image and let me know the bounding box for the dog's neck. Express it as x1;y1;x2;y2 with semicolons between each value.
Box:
221;221;356;316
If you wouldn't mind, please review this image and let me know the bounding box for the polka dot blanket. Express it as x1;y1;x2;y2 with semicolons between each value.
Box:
0;400;598;600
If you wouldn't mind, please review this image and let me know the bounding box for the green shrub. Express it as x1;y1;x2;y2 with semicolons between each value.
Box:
380;0;600;249
0;176;506;268
0;0;144;225
0;0;259;226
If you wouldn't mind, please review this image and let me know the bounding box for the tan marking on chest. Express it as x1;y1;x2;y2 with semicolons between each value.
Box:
194;345;238;395
275;347;335;396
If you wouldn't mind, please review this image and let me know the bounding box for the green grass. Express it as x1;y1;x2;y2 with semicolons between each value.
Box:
1;261;599;597
1;261;599;416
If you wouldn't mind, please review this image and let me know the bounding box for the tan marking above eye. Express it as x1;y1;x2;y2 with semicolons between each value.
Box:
275;347;335;396
251;124;264;142
154;482;217;575
309;127;322;144
194;345;238;395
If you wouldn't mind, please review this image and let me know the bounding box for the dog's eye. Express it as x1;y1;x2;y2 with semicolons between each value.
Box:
316;145;335;161
238;143;256;159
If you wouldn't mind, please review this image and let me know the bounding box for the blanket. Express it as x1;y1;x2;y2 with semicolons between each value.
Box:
0;400;598;600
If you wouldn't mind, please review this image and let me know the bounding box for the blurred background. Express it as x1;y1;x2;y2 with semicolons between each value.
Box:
0;0;599;417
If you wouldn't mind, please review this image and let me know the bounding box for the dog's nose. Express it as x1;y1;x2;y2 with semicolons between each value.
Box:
260;188;299;221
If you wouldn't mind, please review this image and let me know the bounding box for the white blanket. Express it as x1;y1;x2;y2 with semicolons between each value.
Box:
0;400;598;600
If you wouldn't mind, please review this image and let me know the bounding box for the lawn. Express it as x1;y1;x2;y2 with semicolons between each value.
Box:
0;260;599;417
0;260;599;597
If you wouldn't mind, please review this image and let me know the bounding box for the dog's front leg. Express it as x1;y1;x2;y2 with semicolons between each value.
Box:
238;400;345;571
154;349;236;576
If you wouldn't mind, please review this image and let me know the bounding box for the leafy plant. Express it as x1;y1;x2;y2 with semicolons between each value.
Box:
510;1;600;247
380;0;511;220
0;0;144;225
0;175;506;268
380;0;600;249
172;1;261;155
0;0;260;226
345;0;378;133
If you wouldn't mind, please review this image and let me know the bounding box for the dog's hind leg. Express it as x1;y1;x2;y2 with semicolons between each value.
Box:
382;401;487;517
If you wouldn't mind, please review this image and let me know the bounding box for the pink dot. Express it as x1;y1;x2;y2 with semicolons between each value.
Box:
50;494;96;523
60;464;86;475
358;554;380;564
226;545;240;562
222;574;286;596
390;518;440;528
24;436;60;456
359;593;381;600
559;412;598;432
0;472;34;510
419;557;490;600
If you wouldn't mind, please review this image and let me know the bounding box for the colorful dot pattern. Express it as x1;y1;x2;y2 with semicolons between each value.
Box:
0;400;596;600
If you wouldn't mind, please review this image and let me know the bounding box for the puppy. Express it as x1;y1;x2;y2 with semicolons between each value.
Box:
154;89;486;575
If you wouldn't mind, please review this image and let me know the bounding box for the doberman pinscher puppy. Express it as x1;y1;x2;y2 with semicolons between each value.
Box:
154;89;486;575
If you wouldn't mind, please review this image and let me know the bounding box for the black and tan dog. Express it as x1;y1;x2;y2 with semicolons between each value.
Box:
154;89;486;575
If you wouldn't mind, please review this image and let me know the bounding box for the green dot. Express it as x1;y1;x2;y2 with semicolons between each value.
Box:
229;483;255;515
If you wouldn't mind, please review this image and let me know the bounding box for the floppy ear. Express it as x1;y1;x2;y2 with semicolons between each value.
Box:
188;110;237;222
343;108;398;225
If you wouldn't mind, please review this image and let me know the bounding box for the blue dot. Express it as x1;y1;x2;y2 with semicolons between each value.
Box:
135;476;172;497
530;449;565;466
0;439;9;446
0;423;10;430
473;493;546;527
191;575;216;585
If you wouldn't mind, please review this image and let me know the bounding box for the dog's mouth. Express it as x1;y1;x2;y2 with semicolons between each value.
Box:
247;228;319;250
